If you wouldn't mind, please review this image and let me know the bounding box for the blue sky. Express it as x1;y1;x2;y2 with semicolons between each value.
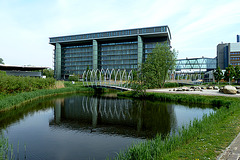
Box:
0;0;239;68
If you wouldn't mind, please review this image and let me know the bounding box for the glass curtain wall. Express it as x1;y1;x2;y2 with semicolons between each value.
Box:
99;41;138;71
143;37;167;62
176;58;216;70
143;42;157;62
63;45;93;75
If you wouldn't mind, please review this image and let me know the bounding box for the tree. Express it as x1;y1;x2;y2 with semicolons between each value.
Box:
235;65;240;83
213;66;223;84
42;68;54;78
224;65;235;84
0;58;4;64
141;42;177;88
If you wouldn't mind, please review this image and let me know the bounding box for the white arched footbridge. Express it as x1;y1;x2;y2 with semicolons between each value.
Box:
82;69;133;91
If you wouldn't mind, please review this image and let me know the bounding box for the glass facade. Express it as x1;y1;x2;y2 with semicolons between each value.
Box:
176;58;217;71
62;45;93;75
50;25;171;79
99;41;138;70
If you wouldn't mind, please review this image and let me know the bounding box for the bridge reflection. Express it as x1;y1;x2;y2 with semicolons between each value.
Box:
50;96;177;139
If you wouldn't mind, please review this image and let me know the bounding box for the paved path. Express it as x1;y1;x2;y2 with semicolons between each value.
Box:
146;88;240;159
146;88;240;97
217;132;240;160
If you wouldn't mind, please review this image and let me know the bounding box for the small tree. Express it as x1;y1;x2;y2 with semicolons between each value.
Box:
0;58;4;64
129;68;147;97
224;65;235;84
235;65;240;84
214;66;223;85
141;42;177;88
43;68;54;78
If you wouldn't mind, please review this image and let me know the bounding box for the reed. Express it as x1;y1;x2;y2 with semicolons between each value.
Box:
0;131;10;160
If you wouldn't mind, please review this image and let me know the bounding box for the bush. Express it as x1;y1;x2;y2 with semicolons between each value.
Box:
68;74;79;81
163;82;179;88
0;74;55;94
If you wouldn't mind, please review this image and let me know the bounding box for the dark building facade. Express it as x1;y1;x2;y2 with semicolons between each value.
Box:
237;35;240;43
217;42;240;69
49;26;171;79
217;43;229;69
0;65;47;77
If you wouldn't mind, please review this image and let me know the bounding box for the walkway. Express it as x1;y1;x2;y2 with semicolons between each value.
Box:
146;88;240;97
146;88;240;159
217;132;240;160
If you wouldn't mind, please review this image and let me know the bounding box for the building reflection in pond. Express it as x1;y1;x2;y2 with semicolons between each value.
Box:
50;96;177;139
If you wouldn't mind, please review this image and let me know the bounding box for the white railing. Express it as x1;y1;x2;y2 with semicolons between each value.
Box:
82;69;133;89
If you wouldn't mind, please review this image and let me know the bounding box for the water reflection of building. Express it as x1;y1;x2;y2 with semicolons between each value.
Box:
50;96;177;139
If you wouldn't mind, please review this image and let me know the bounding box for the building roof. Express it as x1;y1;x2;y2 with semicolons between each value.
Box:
0;64;48;71
49;25;171;44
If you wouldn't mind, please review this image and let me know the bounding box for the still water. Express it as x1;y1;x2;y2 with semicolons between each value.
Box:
0;93;214;160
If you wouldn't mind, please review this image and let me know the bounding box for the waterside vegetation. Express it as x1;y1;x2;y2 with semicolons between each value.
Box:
0;72;94;112
113;91;240;159
0;71;55;94
0;82;93;112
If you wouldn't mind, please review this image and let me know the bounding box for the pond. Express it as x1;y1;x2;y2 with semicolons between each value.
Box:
0;93;214;160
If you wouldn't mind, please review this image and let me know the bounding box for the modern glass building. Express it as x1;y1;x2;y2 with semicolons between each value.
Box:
176;57;217;72
49;26;171;79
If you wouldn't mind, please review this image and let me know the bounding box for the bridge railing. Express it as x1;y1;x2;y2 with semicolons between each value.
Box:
82;69;133;89
167;72;204;83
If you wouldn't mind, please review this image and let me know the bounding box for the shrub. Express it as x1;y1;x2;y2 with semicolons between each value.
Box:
0;74;55;94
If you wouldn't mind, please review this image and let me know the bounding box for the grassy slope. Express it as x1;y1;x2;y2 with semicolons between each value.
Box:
115;91;240;160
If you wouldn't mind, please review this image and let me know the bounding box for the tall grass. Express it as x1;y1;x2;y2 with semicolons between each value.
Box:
0;131;10;160
0;72;55;94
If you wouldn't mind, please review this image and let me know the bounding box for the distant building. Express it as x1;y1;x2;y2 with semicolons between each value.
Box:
176;57;217;73
217;42;240;69
0;65;47;77
49;26;171;80
237;35;240;43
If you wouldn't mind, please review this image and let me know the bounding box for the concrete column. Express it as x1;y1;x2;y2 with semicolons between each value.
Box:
55;43;61;79
93;40;98;70
137;36;143;69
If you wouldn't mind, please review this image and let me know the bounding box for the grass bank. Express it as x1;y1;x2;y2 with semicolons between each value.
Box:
113;91;240;159
118;91;233;107
0;83;93;112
